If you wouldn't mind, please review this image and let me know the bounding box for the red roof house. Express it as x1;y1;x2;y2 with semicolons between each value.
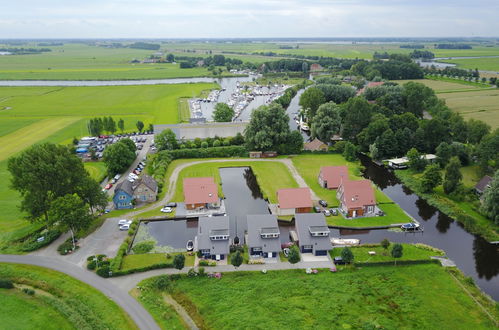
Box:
337;180;376;218
318;166;349;189
277;188;313;216
183;177;220;210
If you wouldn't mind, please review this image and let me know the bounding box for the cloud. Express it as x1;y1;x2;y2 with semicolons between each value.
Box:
0;0;498;38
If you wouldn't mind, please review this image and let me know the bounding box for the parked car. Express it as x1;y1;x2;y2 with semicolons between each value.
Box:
129;173;138;180
334;257;347;265
133;170;141;175
323;209;331;217
161;207;173;213
319;200;328;207
118;219;131;226
104;183;113;190
330;208;338;216
119;224;130;231
314;206;321;213
165;202;177;208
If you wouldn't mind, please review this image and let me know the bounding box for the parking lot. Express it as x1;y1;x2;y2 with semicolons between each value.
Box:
76;131;154;160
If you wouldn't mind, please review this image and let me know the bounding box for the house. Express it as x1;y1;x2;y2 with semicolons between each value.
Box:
318;166;349;189
196;216;230;260
303;138;328;152
246;215;281;260
337;180;376;218
295;213;331;256
113;180;134;209
133;174;158;203
475;175;492;195
356;81;385;96
310;63;324;72
276;188;313;216
183;177;220;210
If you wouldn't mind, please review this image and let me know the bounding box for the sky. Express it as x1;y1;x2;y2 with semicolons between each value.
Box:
1;0;498;39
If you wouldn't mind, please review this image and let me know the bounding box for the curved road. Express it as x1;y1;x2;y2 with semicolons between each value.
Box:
0;254;160;330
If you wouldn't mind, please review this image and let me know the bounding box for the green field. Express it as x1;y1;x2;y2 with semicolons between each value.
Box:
138;263;498;329
121;252;195;271
394;78;481;93
0;263;137;329
440;57;499;72
84;161;108;183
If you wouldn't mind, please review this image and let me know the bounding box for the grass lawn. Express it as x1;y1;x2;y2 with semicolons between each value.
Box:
121;252;195;271
329;243;444;263
0;263;137;329
84;161;107;183
139;263;498;329
171;160;298;203
326;204;411;227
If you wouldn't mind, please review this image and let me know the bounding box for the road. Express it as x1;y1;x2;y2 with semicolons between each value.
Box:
0;254;160;330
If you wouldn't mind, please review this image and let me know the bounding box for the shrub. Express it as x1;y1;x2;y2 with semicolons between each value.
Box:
58;238;78;255
288;245;300;264
187;268;198;277
154;275;171;291
230;245;244;253
132;240;155;254
87;255;96;261
248;259;265;265
198;267;206;277
201;142;209;148
96;254;106;261
87;260;97;270
20;229;62;252
22;288;35;295
0;279;14;289
173;254;186;270
96;266;111;278
198;260;216;267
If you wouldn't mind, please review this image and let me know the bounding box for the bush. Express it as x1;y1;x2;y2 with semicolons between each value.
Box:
96;266;111;278
22;288;35;295
132;240;155;254
87;260;97;270
163;146;247;159
97;254;106;261
201;142;209;148
87;255;96;261
0;279;14;289
154;275;171;291
230;245;244;253
58;238;78;255
198;267;206;277
187;268;198;277
198;260;217;267
288;246;300;264
20;229;62;252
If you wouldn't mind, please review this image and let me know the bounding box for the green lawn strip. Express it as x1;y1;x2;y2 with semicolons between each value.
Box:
0;263;137;329
0;117;39;137
0;289;73;330
139;264;498;329
121;252;194;271
329;243;444;263
326;205;411;227
171;160;298;204
395;170;499;241
84;161;107;183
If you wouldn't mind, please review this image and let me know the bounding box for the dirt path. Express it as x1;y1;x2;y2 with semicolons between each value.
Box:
163;295;199;330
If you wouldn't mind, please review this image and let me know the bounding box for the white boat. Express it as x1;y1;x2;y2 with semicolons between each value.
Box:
300;123;310;131
331;238;360;246
186;240;194;251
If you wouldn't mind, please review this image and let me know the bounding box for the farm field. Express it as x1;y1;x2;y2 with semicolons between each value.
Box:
138;263;498;329
439;57;499;72
0;263;137;329
394;78;481;92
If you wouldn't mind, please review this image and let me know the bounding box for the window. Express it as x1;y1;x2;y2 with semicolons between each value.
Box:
119;195;126;200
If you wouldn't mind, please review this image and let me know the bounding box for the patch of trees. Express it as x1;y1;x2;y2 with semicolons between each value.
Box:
37;42;63;46
213;103;235;122
87;117;118;136
129;42;160;50
424;66;479;79
0;47;51;54
176;55;243;69
410;50;434;59
155;129;245;152
481;170;499;224
435;44;472;49
400;44;425;49
103;138;137;176
352;56;424;80
8;143;107;231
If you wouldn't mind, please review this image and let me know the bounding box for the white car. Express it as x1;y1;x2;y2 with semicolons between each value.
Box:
119;224;130;231
128;173;138;180
161;207;173;213
118;219;132;226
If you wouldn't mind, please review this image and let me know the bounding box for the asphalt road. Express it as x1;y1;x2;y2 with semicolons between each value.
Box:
0;254;160;330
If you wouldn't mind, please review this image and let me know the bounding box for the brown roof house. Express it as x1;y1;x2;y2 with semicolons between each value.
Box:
318;166;348;189
183;177;221;210
337;180;376;218
475;175;492;195
303;138;328;152
276;188;313;216
133;174;158;203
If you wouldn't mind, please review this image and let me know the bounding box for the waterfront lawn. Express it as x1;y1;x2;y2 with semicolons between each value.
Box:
329;243;444;263
121;252;195;271
326;204;411;228
0;263;137;329
172;160;298;203
141;264;498;329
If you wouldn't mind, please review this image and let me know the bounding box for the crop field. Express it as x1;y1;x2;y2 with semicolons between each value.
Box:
440;57;499;72
394;78;480;92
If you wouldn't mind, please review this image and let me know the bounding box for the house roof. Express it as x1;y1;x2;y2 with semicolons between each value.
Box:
320;166;349;188
183;177;219;205
303;138;328;151
115;180;134;197
246;215;281;253
295;213;331;251
340;180;376;210
277;188;312;209
138;174;158;192
197;216;230;255
475;175;492;193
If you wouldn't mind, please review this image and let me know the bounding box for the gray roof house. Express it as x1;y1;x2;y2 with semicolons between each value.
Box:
196;216;230;261
475;175;492;195
246;215;281;260
295;213;332;256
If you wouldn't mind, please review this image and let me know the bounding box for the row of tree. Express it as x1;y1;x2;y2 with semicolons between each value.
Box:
87;117;150;136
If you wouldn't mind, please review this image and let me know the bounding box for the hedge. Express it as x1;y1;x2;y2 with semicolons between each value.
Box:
354;259;440;267
107;262;174;277
20;229;62;252
0;279;14;289
164;146;247;159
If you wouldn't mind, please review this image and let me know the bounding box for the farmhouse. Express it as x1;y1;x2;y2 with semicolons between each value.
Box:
475;175;492;195
183;177;221;210
295;213;331;256
246;215;281;261
276;188;313;216
113;181;134;209
133;174;158;203
303;138;328;151
337;180;376;218
318;165;349;189
196;216;230;261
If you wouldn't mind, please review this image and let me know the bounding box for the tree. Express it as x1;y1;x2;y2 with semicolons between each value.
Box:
173;254;185;270
467;119;490;144
407;148;426;172
213;103;234;122
119;138;137;153
341;97;373;142
436;142;452;167
310;102;342;142
475;129;499;173
288;245;300;264
391;243;403;265
77;177;108;213
421;164;442;193
315;84;356;104
166;53;175;62
230;250;243;268
342;141;358;162
299;87;326;120
341;247;354;264
103;141;137;176
481;170;499;224
402;81;437;118
148;123;154;132
48;194;92;250
105;117;116;134
443;156;462;194
8;143;99;223
118;118;125;133
380;238;390;251
136;121;144;133
156;128;178;151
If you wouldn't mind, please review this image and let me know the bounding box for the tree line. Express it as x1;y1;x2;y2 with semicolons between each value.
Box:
87;117;150;136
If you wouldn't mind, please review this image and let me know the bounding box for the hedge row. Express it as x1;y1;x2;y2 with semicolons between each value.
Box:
354;259;440;267
163;145;247;159
20;229;62;252
111;262;174;277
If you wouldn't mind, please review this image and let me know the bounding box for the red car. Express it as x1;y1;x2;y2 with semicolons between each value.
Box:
104;183;113;190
